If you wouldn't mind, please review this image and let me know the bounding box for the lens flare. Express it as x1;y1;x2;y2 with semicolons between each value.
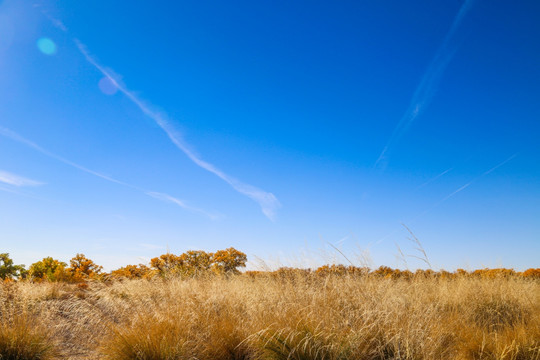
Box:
98;76;118;95
37;37;57;55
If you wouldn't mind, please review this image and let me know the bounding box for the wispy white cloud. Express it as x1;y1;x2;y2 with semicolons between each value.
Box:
415;167;454;191
146;191;223;220
0;184;22;195
73;40;281;221
416;153;518;218
36;5;68;32
375;153;517;245
0;169;43;187
439;182;472;202
0;126;217;218
0;126;133;188
375;0;475;169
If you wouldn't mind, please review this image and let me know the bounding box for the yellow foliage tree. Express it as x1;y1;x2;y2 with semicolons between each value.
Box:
522;268;540;279
150;248;247;277
29;257;68;282
110;264;152;279
150;253;184;275
211;247;247;274
179;250;212;276
67;253;103;282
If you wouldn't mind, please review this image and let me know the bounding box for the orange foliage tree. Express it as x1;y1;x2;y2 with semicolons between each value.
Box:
472;268;517;278
521;268;540;279
180;250;212;275
110;264;152;279
150;253;184;275
211;247;247;274
148;248;247;277
67;253;103;281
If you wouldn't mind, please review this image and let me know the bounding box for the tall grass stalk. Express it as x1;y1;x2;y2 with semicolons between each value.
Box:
1;273;539;359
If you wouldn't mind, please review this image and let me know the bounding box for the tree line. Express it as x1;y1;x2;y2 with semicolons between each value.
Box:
0;247;247;282
1;251;539;282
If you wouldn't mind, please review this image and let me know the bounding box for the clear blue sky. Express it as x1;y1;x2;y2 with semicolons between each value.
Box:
1;0;538;271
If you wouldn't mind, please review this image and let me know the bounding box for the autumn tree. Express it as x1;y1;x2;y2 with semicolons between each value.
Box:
110;264;152;279
150;253;184;275
179;250;212;275
68;253;103;281
150;248;247;277
373;265;395;278
29;257;68;282
211;247;247;274
150;251;213;277
522;268;540;279
0;253;26;280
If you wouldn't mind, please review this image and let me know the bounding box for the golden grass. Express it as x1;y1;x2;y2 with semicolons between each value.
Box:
1;273;539;359
0;303;57;360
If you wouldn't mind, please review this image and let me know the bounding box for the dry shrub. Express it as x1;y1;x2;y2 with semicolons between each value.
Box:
471;298;527;331
101;277;256;360
254;323;355;360
1;271;539;359
0;312;57;360
101;315;194;360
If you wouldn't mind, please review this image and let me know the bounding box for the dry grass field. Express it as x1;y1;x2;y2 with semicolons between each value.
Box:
1;270;539;360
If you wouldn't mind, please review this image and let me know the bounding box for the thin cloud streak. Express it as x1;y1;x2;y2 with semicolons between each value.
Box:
74;40;281;221
0;170;43;187
0;185;22;195
0;126;216;218
375;0;474;169
0;126;133;188
37;6;68;32
375;153;517;245
146;192;222;220
440;182;472;202
415;153;518;219
415;167;454;191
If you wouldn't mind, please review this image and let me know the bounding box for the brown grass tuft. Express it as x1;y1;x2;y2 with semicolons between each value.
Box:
0;311;58;360
1;272;539;359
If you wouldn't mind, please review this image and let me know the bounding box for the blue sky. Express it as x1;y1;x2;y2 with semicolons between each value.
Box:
1;0;539;271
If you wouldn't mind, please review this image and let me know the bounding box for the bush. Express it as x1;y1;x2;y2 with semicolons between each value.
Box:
522;268;540;279
149;248;247;277
29;257;68;282
0;312;57;360
211;247;247;275
110;264;152;279
0;253;26;280
67;253;103;282
101;316;193;360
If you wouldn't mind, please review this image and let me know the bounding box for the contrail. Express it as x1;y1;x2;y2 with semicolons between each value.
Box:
415;167;454;190
146;192;222;220
0;126;132;188
73;40;281;221
375;153;517;244
0;126;217;218
416;153;518;219
0;185;23;195
0;170;43;187
439;182;472;202
375;0;475;169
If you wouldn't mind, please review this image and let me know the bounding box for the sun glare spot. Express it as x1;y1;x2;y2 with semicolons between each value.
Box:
37;37;57;55
98;76;118;95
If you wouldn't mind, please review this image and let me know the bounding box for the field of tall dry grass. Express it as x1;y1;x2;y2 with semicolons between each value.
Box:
1;272;539;360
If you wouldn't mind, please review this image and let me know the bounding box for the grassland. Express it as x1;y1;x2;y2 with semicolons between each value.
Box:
1;270;539;360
